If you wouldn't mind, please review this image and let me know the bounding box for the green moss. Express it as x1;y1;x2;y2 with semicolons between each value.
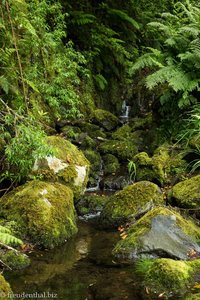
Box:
76;194;108;215
172;175;200;209
46;136;89;166
92;109;119;131
103;154;120;175
133;145;187;185
60;126;81;139
112;125;132;140
129;113;153;130
113;207;200;256
101;181;164;227
134;152;152;166
0;250;30;270
0;274;12;300
135;258;200;298
99;140;138;161
0;181;78;248
81;135;97;149
82;150;102;186
77;121;107;139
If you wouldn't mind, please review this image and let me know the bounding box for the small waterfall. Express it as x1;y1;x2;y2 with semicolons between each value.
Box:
120;100;131;123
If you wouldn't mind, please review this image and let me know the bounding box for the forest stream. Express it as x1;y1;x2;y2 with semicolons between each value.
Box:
5;220;140;300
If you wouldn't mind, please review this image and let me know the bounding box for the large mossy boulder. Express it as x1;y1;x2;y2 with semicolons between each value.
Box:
33;136;90;198
134;144;187;185
171;175;200;210
135;258;200;299
100;181;164;227
92;109;119;131
0;181;77;248
113;207;200;260
0;274;12;300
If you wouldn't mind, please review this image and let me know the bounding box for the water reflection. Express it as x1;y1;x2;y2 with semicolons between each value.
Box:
5;222;140;300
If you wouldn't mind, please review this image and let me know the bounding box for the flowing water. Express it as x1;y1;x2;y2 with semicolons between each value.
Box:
5;221;141;300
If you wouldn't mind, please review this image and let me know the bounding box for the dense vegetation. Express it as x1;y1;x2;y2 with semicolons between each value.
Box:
0;0;199;184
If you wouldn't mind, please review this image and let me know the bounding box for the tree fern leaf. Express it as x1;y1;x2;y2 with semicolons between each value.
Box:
161;13;179;20
179;26;199;37
0;232;23;246
94;74;108;90
130;54;163;75
147;22;171;35
0;225;11;234
71;12;96;26
108;9;140;30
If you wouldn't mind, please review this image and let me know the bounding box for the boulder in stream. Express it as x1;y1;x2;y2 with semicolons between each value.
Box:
0;180;77;248
113;207;200;260
0;274;12;300
170;175;200;211
32;136;90;199
100;181;164;227
135;258;200;299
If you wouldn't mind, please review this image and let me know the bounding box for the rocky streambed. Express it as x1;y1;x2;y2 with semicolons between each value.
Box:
1;108;200;300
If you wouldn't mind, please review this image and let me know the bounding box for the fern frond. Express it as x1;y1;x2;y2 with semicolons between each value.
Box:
147;22;171;35
94;74;108;90
161;13;179;20
71;12;96;26
0;232;23;246
165;37;177;47
108;9;140;30
146;66;190;91
130;53;164;75
179;26;199;37
0;225;23;246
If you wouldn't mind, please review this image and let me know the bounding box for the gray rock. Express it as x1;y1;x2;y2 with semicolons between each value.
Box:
140;215;200;260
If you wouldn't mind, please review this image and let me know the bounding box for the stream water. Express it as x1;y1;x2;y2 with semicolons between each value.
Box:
5;221;141;300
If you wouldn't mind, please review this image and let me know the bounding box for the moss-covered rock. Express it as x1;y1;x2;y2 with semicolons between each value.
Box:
83;150;102;188
0;181;77;248
171;175;200;209
60;125;81;140
99;139;138;161
135;258;200;299
80;135;97;149
112;125;133;140
129;113;153;130
134;145;187;185
100;181;164;227
76;121;107;139
0;274;12;300
76;194;108;218
92;109;119;131
33;136;90;198
113;207;200;260
103;154;120;175
0;249;30;270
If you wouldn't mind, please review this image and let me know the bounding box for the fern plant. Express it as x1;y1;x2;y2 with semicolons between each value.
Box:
130;0;200;110
0;225;22;246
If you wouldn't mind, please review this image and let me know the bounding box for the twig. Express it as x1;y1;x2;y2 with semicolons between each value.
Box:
0;259;12;270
